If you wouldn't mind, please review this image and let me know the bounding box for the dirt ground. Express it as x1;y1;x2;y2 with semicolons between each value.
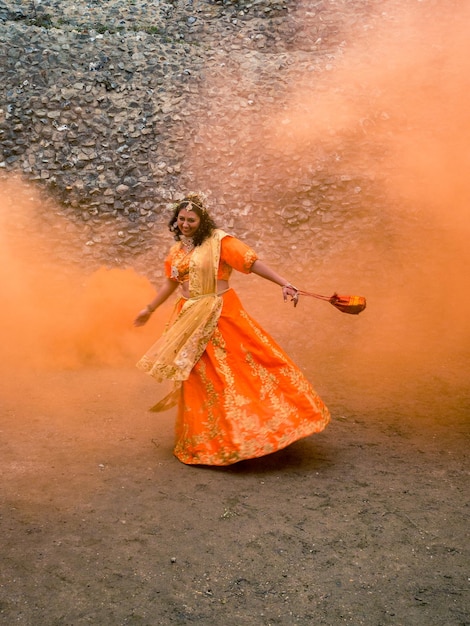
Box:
1;330;468;626
1;0;469;622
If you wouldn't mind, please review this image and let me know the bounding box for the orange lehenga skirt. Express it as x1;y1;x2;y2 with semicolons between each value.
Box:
172;288;330;465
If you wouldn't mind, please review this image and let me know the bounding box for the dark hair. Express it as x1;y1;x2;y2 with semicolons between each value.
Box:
168;194;217;246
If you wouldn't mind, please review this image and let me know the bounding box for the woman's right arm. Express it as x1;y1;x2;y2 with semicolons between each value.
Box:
133;278;179;327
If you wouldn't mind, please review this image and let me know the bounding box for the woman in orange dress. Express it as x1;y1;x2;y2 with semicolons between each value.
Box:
134;194;330;465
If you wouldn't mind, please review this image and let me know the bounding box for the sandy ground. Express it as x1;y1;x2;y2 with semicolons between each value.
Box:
1;335;468;626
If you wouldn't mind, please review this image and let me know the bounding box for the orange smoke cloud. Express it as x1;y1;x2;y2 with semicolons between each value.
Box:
0;178;162;373
1;2;469;416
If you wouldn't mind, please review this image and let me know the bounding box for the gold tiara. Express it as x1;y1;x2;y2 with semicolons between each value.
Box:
175;191;208;214
186;200;206;213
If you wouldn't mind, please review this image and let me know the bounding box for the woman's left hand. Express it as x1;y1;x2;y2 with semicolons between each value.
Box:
282;284;299;307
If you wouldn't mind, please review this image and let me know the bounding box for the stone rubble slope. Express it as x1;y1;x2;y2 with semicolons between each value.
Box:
0;0;445;274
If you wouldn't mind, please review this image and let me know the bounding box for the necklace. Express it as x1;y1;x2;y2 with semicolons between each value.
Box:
180;235;195;251
170;239;195;281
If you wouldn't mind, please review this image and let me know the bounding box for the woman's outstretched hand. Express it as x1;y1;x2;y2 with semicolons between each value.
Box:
282;284;299;307
134;308;152;327
250;261;299;307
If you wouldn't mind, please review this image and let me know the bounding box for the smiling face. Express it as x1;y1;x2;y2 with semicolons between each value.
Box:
177;208;201;238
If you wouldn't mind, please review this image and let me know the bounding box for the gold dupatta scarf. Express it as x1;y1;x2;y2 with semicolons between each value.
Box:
137;230;227;411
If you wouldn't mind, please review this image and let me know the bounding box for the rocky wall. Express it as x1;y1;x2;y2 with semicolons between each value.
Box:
0;0;403;275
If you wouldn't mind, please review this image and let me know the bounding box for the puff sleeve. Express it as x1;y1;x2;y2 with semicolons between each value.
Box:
220;235;258;274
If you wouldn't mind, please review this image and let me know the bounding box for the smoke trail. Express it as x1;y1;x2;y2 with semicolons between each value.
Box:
285;3;470;393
